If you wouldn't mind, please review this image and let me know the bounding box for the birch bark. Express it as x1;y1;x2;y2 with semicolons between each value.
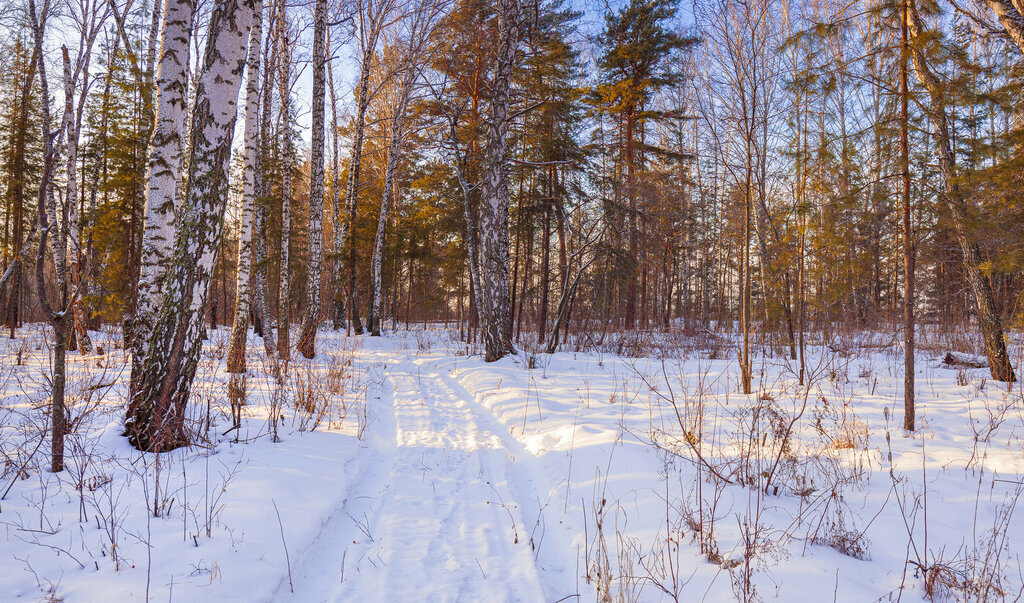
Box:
133;0;195;391
328;44;345;329
298;0;327;357
127;0;257;451
253;8;278;355
335;0;395;334
478;0;521;361
227;0;264;373
370;68;414;335
63;45;93;353
277;0;292;360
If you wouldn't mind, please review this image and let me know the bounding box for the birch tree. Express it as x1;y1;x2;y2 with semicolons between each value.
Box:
253;4;278;355
63;0;109;354
227;0;264;378
126;0;257;451
131;0;195;393
277;0;293;360
298;0;327;357
327;32;344;330
26;0;66;471
368;0;445;336
335;0;399;334
477;0;521;361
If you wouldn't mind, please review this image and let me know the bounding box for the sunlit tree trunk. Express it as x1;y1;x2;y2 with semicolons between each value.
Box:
371;69;415;336
227;0;264;374
133;0;195;392
298;0;327;357
478;0;521;361
63;45;92;354
127;0;257;452
327;42;345;330
907;1;1015;383
29;0;67;471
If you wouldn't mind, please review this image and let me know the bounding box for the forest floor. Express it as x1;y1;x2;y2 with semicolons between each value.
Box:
2;325;1024;601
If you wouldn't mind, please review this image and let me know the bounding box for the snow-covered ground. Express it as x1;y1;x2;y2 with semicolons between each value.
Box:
2;325;1023;601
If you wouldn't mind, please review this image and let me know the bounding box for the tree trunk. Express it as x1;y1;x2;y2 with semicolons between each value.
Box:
907;2;1015;383
327;44;345;330
127;0;257;452
133;0;195;390
61;46;93;354
371;69;414;336
336;1;389;335
253;11;278;355
277;0;292;360
227;0;263;374
298;0;326;357
478;0;520;361
901;0;915;430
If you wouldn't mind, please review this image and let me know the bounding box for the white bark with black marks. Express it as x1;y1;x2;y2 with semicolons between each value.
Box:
478;0;521;361
63;45;93;353
253;6;278;355
127;0;257;451
277;0;292;360
298;0;327;357
134;0;195;379
335;0;396;333
227;0;264;374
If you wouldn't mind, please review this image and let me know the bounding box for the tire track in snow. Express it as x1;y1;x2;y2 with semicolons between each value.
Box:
325;357;551;602
266;361;398;602
425;357;580;599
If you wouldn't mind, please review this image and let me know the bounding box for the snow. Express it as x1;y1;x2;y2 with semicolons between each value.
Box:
2;325;1024;601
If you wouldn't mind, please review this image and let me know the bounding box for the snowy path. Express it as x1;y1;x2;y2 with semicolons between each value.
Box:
277;357;557;602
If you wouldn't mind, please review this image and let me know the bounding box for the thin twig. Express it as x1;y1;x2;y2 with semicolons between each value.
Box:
272;498;294;593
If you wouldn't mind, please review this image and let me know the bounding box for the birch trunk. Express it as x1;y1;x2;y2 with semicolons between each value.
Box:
127;0;256;452
29;0;68;471
145;0;163;80
253;9;278;355
227;0;263;373
328;45;345;330
478;0;520;361
277;0;292;360
133;0;194;390
298;0;327;357
63;45;92;353
336;0;391;334
338;69;371;334
982;0;1024;51
370;69;414;336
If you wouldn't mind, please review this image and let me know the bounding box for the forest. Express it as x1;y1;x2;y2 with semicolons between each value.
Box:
1;0;1024;597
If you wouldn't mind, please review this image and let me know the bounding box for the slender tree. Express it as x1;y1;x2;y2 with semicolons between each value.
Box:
298;0;327;356
227;0;265;377
277;0;292;360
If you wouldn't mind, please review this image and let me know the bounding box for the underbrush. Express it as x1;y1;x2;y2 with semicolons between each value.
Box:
0;325;367;600
566;330;1024;601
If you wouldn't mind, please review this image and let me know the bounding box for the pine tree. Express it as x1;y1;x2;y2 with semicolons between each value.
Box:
0;35;45;337
594;0;692;330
